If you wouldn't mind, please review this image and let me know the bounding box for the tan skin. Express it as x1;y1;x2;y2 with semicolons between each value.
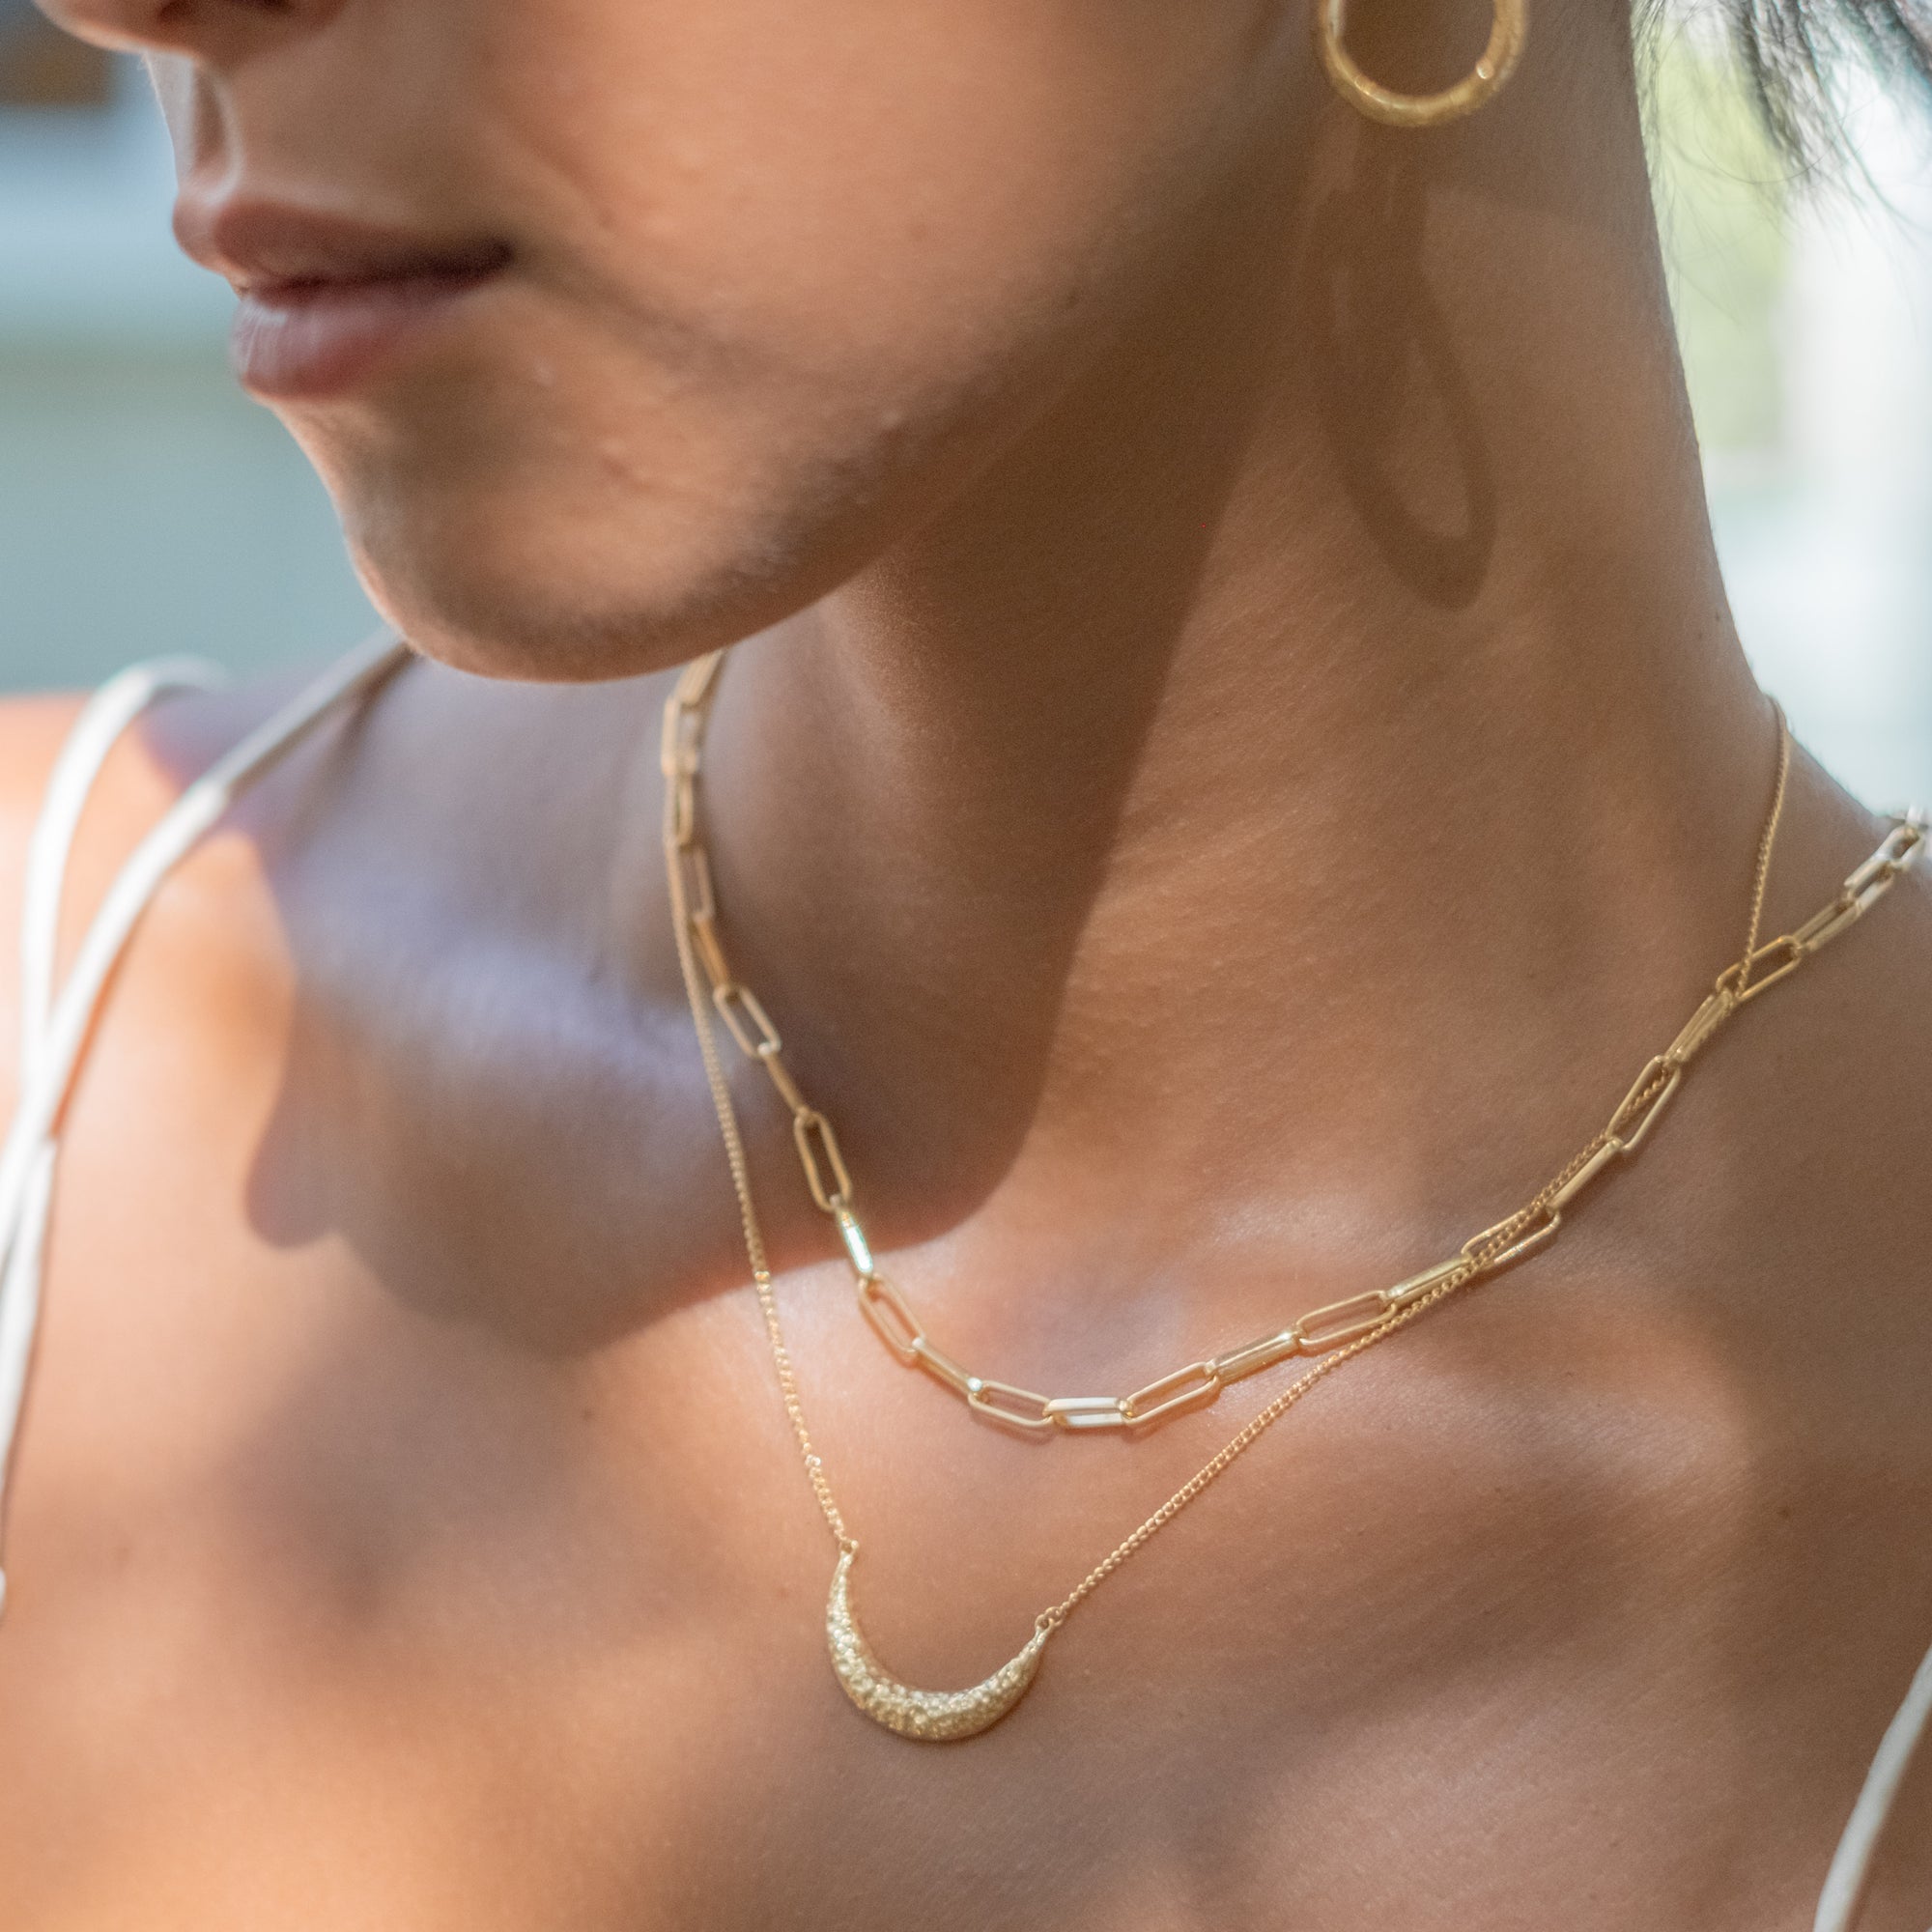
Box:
0;0;1928;1923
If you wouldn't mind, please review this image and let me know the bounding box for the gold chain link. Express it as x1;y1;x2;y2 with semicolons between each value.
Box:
1736;701;1792;993
663;659;1923;1632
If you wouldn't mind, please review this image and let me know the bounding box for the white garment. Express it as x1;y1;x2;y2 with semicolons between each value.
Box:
0;636;1921;1929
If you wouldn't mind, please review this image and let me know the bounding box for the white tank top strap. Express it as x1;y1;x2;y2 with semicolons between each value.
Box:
1814;1639;1932;1930
0;629;408;1609
0;625;1923;1925
0;655;233;1602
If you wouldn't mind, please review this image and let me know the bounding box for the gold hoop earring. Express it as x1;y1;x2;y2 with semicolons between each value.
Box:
1316;0;1527;127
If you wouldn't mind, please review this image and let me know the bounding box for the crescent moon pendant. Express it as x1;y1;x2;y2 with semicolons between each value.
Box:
825;1548;1052;1741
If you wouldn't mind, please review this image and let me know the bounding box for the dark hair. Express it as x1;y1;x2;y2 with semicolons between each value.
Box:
1717;0;1932;169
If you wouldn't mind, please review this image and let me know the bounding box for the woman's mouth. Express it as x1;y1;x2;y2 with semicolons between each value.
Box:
174;199;512;401
231;261;507;401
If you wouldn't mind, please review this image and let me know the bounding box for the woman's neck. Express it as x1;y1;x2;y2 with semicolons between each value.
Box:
684;80;1778;1275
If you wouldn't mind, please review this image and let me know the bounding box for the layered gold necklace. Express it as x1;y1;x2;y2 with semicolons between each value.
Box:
660;652;1923;1742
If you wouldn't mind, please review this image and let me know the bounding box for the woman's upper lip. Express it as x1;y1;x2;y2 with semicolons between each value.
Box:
173;196;510;295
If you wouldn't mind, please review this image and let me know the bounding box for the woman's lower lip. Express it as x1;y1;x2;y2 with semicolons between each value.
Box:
230;268;499;401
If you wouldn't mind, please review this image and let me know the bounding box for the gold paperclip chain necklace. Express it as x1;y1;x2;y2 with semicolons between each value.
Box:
662;654;1923;1741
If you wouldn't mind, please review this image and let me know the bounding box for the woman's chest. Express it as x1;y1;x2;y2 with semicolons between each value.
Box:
0;1524;1913;1932
1;1231;1927;1932
10;1005;1932;1931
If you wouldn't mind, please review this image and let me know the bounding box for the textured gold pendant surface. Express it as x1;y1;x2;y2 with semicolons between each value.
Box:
825;1548;1050;1741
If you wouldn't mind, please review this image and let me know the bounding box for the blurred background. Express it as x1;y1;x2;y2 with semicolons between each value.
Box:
0;10;1928;806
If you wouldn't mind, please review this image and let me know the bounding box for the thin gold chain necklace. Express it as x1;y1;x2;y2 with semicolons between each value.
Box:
661;653;1923;1741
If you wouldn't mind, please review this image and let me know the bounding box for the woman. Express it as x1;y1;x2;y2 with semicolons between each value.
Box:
0;0;1928;1922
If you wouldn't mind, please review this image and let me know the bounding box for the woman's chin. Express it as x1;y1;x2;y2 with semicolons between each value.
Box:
308;362;988;683
341;502;823;686
352;562;743;685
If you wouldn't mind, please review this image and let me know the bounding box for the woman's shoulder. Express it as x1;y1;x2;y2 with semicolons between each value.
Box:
0;693;97;1116
0;666;323;1128
0;691;93;828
